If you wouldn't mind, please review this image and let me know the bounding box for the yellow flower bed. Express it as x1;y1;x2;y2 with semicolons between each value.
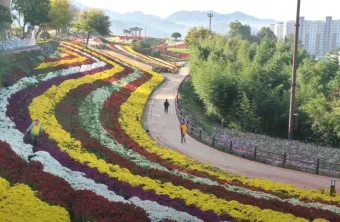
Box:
35;47;88;70
0;177;70;222
28;43;321;221
117;47;340;204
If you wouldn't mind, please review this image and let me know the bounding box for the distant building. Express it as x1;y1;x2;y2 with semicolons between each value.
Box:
270;16;340;56
275;22;285;40
267;22;284;40
303;20;325;56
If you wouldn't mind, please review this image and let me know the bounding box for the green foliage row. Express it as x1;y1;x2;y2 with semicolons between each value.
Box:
167;48;188;54
0;42;58;88
187;23;340;144
131;38;164;57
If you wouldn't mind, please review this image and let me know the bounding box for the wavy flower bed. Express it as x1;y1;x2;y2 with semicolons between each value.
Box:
0;42;338;221
111;44;178;72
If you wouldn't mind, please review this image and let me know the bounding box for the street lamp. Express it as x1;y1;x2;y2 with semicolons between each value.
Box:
288;0;301;140
207;11;214;32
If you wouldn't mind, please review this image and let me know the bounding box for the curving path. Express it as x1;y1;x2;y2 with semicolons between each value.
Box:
145;66;340;192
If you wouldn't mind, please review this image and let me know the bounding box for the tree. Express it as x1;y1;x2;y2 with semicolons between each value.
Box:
0;6;12;40
185;27;211;47
11;0;51;38
257;27;277;42
228;21;252;41
131;39;151;54
74;9;111;47
48;0;74;35
123;29;131;39
171;32;181;41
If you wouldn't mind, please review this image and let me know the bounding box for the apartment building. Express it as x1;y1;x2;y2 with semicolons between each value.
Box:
271;17;340;56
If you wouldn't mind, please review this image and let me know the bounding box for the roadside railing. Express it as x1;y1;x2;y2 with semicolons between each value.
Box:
175;76;340;178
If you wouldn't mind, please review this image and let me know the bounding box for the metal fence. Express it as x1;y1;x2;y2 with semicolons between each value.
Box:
175;76;340;178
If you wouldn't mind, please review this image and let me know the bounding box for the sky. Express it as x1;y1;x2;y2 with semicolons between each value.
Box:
77;0;340;21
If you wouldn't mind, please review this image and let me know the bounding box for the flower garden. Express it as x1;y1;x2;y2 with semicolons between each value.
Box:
109;44;178;73
0;41;339;221
153;42;190;60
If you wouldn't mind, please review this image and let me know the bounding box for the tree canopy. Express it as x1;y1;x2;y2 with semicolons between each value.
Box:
228;21;252;41
171;32;182;41
48;0;74;33
0;6;12;33
188;22;340;145
11;0;51;38
74;9;111;47
185;27;212;47
257;27;277;42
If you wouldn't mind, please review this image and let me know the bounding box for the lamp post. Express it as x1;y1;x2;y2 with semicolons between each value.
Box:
288;0;301;140
207;11;213;32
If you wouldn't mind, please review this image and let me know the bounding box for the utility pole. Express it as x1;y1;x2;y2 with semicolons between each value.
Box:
288;0;301;140
207;11;213;32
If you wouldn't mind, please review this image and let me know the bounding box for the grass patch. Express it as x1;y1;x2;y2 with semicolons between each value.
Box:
178;78;219;135
168;47;189;54
0;42;59;88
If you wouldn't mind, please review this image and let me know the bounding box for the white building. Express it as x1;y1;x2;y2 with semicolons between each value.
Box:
325;17;340;53
271;17;340;56
275;22;285;40
302;20;325;56
267;22;285;40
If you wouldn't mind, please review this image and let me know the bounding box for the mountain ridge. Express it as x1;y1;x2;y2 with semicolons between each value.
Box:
71;1;276;38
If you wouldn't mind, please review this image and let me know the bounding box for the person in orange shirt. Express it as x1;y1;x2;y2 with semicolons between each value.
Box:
180;122;187;143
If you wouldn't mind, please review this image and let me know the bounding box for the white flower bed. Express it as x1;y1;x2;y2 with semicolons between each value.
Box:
130;197;203;222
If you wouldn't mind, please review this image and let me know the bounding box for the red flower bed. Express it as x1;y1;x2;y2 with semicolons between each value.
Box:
0;141;149;222
170;44;186;49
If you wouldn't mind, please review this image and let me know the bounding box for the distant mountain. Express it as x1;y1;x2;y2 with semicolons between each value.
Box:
165;11;276;33
71;1;276;38
106;11;187;38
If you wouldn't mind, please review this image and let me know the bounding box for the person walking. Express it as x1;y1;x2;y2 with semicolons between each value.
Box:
25;119;44;146
164;99;170;114
180;122;187;143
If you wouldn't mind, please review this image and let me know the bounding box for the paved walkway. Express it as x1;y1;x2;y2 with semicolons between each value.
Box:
145;66;339;192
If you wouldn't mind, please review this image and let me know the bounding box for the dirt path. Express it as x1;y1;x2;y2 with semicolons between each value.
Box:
145;66;339;192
